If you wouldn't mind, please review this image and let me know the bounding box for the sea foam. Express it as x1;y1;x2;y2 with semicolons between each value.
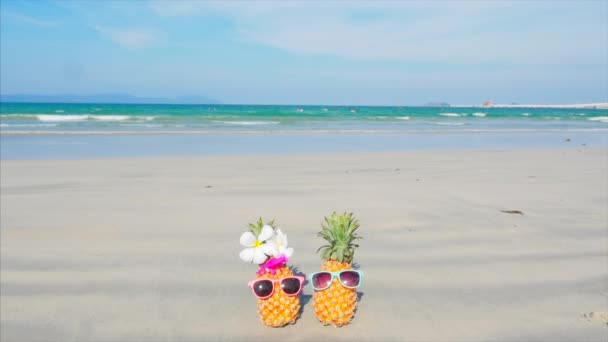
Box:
37;115;89;122
35;115;138;122
473;112;487;117
434;122;466;126
588;116;608;123
91;115;130;121
440;113;461;117
214;121;280;126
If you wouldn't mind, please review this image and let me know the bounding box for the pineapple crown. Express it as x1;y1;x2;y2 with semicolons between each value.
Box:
317;211;361;264
248;217;275;236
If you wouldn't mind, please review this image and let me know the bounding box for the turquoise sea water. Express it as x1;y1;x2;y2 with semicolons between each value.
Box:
1;103;606;159
1;103;607;133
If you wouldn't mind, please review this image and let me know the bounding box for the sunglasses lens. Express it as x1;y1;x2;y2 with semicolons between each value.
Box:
253;280;273;298
339;271;360;288
281;277;301;295
312;272;332;289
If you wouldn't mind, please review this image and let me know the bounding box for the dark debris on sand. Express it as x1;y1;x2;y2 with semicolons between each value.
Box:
501;210;524;215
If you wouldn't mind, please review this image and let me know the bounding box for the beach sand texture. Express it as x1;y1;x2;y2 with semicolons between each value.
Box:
1;148;607;341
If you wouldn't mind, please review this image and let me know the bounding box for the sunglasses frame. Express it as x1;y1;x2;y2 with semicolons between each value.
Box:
247;276;305;299
307;270;364;291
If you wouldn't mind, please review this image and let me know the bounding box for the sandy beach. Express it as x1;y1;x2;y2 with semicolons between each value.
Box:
1;148;607;341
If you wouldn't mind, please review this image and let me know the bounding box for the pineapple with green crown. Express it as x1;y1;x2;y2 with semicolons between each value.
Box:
312;211;362;327
239;218;302;327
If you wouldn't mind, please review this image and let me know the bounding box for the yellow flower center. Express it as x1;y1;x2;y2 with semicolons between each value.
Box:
254;240;262;248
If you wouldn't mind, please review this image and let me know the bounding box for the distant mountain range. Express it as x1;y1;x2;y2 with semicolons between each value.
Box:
0;93;221;105
421;102;451;107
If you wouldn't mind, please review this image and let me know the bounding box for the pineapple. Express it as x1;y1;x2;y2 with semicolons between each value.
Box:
255;266;301;327
240;218;301;327
313;212;362;327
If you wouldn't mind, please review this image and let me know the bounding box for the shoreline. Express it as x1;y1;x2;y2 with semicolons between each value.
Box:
2;131;606;161
1;127;608;136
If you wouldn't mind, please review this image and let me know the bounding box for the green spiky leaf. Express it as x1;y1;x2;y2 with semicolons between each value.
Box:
316;211;362;263
247;217;275;237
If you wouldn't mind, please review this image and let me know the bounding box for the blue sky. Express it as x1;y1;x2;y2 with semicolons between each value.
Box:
1;0;606;105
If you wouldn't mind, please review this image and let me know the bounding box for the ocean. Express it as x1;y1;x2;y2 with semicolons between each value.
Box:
1;103;606;159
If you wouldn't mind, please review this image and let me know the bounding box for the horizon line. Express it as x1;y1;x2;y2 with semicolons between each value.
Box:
1;100;607;109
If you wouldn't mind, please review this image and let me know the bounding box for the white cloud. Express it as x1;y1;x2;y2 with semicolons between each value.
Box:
3;11;60;28
94;26;164;49
150;0;206;16
249;5;603;64
149;1;607;65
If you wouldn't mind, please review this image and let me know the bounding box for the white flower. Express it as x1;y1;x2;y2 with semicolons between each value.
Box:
239;225;278;264
274;228;294;258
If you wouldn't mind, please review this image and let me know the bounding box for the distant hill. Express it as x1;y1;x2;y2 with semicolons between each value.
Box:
0;93;221;105
421;102;451;107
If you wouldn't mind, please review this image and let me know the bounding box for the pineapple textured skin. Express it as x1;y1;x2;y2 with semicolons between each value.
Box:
256;266;301;327
312;260;358;327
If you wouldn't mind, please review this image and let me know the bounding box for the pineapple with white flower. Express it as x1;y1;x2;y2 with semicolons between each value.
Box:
239;218;302;327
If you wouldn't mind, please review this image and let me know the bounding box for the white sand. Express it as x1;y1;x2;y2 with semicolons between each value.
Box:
1;148;607;341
